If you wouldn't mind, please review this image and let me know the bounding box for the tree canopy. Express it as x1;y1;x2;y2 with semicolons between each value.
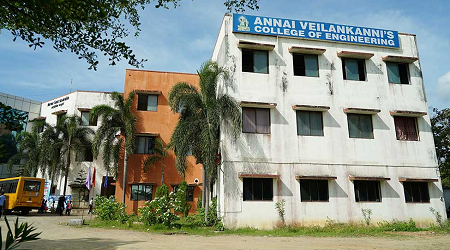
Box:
168;60;241;220
0;0;259;70
431;108;450;187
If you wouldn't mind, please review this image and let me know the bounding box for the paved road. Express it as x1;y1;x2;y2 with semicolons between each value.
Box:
1;212;450;250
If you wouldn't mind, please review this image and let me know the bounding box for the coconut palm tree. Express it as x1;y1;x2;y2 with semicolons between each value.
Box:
39;122;64;185
90;91;136;203
6;119;46;177
142;138;168;186
7;132;40;176
52;115;94;195
168;61;241;221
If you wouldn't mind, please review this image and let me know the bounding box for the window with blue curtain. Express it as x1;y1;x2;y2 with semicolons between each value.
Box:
253;50;268;73
387;62;409;84
137;94;158;111
242;49;268;74
347;113;373;139
293;54;319;77
342;58;366;81
296;110;323;136
135;136;155;154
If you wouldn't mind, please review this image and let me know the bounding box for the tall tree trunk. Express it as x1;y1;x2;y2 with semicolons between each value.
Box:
202;165;206;208
62;150;70;195
161;157;165;186
122;148;128;204
33;165;38;177
204;172;209;223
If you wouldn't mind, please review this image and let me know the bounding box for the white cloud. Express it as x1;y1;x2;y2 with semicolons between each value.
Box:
437;71;450;100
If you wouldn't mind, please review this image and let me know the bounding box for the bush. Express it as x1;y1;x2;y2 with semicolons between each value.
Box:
173;181;191;217
94;196;129;223
275;199;286;225
155;184;170;198
138;187;179;228
377;219;419;232
186;196;220;227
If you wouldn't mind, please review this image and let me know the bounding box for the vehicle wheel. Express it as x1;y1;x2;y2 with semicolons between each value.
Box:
21;209;30;215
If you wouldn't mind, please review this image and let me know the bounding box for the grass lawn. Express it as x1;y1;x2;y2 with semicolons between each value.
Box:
84;217;450;238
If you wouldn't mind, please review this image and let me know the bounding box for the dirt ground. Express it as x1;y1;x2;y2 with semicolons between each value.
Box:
1;212;450;250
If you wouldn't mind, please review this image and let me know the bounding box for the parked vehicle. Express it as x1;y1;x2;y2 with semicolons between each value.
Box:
0;177;44;215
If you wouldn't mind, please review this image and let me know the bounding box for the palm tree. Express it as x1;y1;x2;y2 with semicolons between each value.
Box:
7;132;40;176
7;119;46;177
39;122;64;185
168;61;241;221
90;91;136;203
142;138;168;186
53;115;94;195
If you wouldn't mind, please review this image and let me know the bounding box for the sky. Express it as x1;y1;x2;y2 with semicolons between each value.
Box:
0;0;449;109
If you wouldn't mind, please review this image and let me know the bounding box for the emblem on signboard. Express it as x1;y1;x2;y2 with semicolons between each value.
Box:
237;16;250;31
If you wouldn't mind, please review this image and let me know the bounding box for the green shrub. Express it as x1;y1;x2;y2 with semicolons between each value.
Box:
377;219;419;232
94;196;128;223
275;199;286;225
186;196;220;227
138;192;179;228
173;180;191;217
155;184;170;198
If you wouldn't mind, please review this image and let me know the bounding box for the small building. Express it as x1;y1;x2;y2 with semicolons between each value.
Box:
36;91;116;207
117;69;203;214
211;14;447;228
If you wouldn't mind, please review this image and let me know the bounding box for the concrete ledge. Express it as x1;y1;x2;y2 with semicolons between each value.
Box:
67;219;85;226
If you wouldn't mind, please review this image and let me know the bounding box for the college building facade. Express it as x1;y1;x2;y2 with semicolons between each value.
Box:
2;13;446;228
211;14;446;228
117;70;203;214
36;91;117;207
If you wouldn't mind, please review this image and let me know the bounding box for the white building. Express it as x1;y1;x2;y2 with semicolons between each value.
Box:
36;91;116;207
212;14;446;228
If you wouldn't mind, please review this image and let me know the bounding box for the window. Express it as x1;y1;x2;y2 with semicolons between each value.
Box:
347;114;373;139
394;116;418;141
0;180;18;194
242;49;268;74
131;184;153;201
243;178;273;201
176;101;185;113
387;62;409;84
242;107;270;134
137;94;158;111
56;114;64;124
83;146;94;162
24;181;41;192
300;180;329;202
403;182;429;203
135;136;155;154
172;185;194;202
37;124;44;133
293;54;319;77
187;186;194;202
296;111;323;136
354;180;381;202
81;111;97;126
342;58;366;81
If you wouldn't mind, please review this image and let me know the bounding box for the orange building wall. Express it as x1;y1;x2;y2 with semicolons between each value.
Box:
116;69;202;214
